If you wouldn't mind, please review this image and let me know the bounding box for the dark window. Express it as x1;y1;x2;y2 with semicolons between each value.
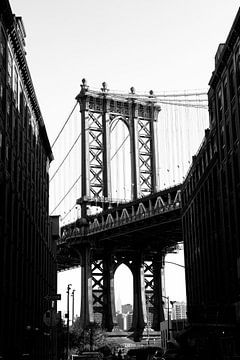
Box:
229;66;235;100
13;67;18;105
232;111;237;142
0;130;2;159
7;50;12;88
220;125;225;160
226;122;230;151
217;89;223;122
223;79;228;112
20;85;24;116
233;151;240;186
0;29;7;69
236;55;240;88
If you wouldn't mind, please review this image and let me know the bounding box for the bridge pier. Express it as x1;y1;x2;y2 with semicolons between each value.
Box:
132;253;147;341
102;254;117;331
151;257;165;330
80;245;94;328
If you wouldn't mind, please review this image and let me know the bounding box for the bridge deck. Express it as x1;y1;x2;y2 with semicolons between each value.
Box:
57;185;183;271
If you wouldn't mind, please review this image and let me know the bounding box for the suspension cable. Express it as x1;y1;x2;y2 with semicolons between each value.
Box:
51;102;78;148
158;100;207;109
61;203;78;222
50;175;82;215
111;134;130;160
50;131;81;182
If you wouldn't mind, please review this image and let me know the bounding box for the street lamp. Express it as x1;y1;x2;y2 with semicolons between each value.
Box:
71;289;75;324
170;301;178;332
146;294;151;346
66;284;72;360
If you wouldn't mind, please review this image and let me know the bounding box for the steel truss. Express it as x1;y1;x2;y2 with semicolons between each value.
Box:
76;80;160;215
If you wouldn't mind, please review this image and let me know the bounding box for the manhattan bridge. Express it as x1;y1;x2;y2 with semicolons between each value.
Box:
51;79;209;340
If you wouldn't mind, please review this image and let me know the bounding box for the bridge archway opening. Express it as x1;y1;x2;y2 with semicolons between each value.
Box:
110;118;131;202
114;263;133;330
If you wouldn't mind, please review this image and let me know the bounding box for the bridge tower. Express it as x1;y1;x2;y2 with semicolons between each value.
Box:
76;79;160;216
64;80;170;340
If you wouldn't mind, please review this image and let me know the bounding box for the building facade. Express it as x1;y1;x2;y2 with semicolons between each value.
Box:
0;1;56;358
182;7;240;356
171;302;187;321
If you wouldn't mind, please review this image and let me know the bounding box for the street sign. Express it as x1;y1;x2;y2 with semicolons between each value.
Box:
43;309;59;327
44;294;61;301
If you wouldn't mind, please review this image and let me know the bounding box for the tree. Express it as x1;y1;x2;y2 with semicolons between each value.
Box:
70;318;107;354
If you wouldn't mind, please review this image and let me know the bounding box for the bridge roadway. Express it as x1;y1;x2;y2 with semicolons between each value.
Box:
57;184;183;271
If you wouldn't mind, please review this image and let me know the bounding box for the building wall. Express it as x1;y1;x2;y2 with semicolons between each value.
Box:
171;302;187;320
121;303;133;314
182;5;240;337
0;1;56;359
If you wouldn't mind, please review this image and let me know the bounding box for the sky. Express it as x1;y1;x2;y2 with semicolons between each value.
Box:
9;0;240;318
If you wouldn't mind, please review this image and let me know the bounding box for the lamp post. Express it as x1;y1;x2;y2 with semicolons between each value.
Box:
162;295;170;341
66;284;72;360
71;289;75;324
146;294;150;346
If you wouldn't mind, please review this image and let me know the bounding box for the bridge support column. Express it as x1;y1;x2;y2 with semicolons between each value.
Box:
80;245;94;328
152;257;165;330
132;253;147;341
102;254;117;331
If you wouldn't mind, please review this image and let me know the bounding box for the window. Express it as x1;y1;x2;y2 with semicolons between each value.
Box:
223;78;228;112
0;29;7;69
220;125;225;160
232;110;237;142
236;54;240;88
20;84;24;116
233;152;240;186
229;66;235;101
225;122;230;151
13;67;18;105
7;49;12;88
217;89;223;122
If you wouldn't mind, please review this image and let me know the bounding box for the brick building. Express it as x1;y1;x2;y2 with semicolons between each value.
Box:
0;1;56;358
182;7;240;356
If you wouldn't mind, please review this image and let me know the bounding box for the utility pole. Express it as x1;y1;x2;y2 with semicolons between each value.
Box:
66;284;72;360
71;289;75;324
146;294;150;346
162;295;170;341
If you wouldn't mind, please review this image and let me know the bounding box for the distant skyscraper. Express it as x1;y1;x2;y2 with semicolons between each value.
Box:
126;312;133;331
171;302;187;320
116;293;122;313
116;313;125;330
122;303;133;314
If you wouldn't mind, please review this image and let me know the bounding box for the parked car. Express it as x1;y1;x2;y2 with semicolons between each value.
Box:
126;347;163;360
72;352;103;360
152;349;164;360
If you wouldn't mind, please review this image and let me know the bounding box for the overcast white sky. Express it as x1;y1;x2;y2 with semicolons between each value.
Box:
10;0;239;143
9;0;240;318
